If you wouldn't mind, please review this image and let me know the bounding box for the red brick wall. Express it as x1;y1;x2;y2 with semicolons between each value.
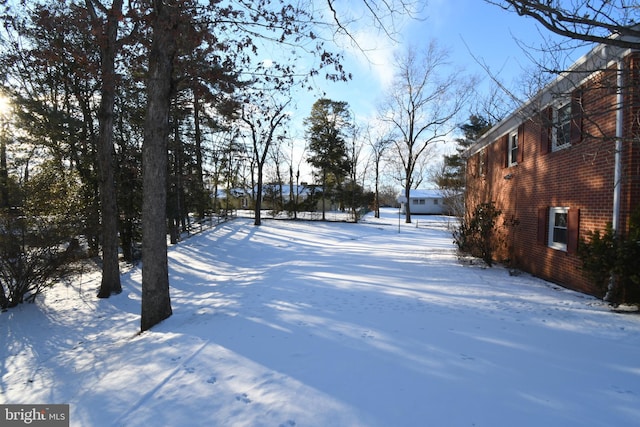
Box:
622;53;640;232
465;54;640;297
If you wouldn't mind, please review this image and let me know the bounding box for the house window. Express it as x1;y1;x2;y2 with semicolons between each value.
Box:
508;131;518;166
433;199;439;205
553;102;571;151
548;207;569;251
479;148;486;176
419;199;425;205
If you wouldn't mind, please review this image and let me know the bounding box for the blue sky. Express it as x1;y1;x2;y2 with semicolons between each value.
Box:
266;0;591;184
311;0;586;120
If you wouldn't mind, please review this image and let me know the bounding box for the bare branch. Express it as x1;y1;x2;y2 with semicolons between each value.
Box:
485;0;640;49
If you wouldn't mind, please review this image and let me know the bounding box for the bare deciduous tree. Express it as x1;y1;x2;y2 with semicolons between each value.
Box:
364;125;393;218
380;41;474;223
240;94;290;226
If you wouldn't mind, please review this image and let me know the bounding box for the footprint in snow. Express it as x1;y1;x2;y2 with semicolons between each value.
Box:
279;421;296;427
207;376;217;384
184;366;196;374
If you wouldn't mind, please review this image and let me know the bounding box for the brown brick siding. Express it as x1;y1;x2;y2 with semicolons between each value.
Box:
465;53;640;297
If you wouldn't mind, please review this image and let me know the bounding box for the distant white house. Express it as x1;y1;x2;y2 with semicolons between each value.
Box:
397;189;447;215
260;184;313;202
214;188;250;209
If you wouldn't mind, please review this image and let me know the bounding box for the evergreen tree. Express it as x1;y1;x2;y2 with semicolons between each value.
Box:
305;98;352;220
140;0;177;332
434;114;491;217
437;114;492;192
86;0;124;298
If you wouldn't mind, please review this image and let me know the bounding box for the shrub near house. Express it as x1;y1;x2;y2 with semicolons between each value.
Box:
465;42;640;300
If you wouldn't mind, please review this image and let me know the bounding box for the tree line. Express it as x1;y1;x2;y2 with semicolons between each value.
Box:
0;0;440;329
4;0;632;324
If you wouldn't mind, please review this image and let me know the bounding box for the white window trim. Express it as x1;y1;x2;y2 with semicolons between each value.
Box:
508;130;518;166
552;101;572;152
548;207;569;251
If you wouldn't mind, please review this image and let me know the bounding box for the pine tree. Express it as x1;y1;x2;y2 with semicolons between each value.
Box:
305;99;352;220
437;115;492;192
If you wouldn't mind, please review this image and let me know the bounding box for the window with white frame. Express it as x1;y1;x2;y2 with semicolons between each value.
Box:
508;131;518;166
553;102;572;151
548;207;569;251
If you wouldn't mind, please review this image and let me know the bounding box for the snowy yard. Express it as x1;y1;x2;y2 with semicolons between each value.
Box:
1;208;640;426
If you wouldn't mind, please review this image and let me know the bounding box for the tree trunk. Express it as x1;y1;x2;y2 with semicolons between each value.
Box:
404;183;412;224
254;162;263;226
90;0;123;298
275;164;284;213
0;281;7;310
193;91;206;219
321;170;327;221
289;164;296;219
120;217;134;262
0;138;8;208
141;0;176;332
374;162;380;218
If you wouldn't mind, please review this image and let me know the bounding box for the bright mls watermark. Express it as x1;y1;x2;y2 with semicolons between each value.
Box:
1;405;69;426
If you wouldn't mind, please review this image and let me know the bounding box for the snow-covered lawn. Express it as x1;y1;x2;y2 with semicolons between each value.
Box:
1;208;639;426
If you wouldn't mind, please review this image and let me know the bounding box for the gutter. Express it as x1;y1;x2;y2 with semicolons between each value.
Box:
464;44;633;159
612;59;624;234
605;59;625;302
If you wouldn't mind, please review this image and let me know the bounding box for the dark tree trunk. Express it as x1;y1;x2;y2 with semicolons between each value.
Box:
120;217;134;262
141;0;176;332
321;170;327;221
404;183;412;224
193;91;206;219
0;139;8;208
254;162;263;226
374;162;380;219
87;0;123;298
404;156;413;224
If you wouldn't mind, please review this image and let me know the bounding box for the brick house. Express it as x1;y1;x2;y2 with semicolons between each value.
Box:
464;42;640;297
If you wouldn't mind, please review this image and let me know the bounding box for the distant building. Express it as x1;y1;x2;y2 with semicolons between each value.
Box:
214;188;249;210
397;189;447;215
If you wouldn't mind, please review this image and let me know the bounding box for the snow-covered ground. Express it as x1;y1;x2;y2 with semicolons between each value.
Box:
1;208;639;427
